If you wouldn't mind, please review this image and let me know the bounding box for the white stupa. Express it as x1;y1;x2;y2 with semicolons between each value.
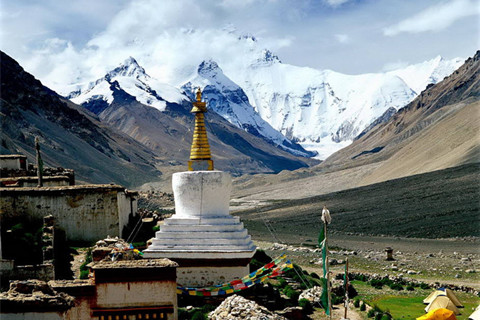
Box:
143;89;256;287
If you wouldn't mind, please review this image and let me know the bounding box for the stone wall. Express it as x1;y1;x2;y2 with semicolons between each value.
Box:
0;312;64;320
0;185;137;242
177;266;249;287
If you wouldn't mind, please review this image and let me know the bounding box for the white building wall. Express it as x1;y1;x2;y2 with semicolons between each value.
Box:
0;158;23;170
177;266;249;287
0;312;64;320
96;281;177;320
0;188;136;242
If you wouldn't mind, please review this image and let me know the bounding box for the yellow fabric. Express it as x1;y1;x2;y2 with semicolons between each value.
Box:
417;308;457;320
425;296;461;315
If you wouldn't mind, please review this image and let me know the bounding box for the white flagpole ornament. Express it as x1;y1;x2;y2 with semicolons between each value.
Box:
321;206;331;225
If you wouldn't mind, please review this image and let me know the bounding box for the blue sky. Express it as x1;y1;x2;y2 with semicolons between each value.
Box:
1;0;478;90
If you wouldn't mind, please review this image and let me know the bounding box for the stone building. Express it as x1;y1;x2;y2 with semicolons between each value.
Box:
1;259;178;320
0;154;75;187
144;89;256;286
0;184;137;242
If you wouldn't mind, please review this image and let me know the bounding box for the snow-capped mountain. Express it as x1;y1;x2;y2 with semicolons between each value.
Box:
222;50;464;159
181;59;315;157
67;57;187;113
68;57;313;158
67;42;464;161
387;56;464;94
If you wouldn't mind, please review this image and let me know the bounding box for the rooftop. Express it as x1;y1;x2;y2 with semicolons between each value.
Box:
90;258;178;269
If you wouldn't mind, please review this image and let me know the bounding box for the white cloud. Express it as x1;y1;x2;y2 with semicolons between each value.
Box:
335;34;350;44
384;0;480;36
324;0;352;7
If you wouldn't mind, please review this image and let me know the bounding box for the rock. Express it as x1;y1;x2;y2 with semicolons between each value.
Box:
466;269;476;273
455;274;462;278
209;295;287;320
299;286;322;304
407;270;417;275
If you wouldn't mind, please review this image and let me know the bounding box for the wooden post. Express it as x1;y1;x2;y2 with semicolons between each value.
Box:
325;222;332;319
35;137;43;187
344;257;349;319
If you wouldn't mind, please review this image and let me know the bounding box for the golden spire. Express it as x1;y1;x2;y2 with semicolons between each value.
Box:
188;88;214;171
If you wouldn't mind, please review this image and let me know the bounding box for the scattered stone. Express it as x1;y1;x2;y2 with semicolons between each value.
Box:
209;295;287;320
299;286;322;304
466;269;476;273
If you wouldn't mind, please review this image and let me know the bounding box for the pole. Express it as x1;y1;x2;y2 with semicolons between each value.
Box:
325;222;332;319
35;137;43;187
344;257;349;319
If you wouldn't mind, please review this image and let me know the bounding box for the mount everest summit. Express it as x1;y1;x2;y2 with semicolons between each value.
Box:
67;46;463;160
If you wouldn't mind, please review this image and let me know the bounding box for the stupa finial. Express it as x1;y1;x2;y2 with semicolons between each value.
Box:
188;88;214;171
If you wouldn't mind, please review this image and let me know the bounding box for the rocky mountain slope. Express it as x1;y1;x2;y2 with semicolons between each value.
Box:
323;51;480;185
232;51;479;201
0;51;161;187
1;52;317;187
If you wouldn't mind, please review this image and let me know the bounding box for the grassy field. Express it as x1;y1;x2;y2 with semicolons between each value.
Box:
349;280;479;320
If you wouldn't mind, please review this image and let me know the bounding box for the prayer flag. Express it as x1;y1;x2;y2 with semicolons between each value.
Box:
320;277;330;315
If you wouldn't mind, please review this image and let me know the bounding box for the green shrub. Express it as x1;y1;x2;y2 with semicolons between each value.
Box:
191;311;207;320
79;269;89;279
420;283;430;290
277;277;287;288
406;285;415;291
367;309;376;317
381;314;392;320
354;299;360;308
298;298;313;314
310;272;320;279
284;286;300;301
389;283;403;291
375;313;383;320
360;302;366;311
200;304;215;314
370;279;384;289
152;225;160;232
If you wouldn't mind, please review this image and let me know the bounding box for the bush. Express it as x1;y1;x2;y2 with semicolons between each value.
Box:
389;283;403;291
277;277;287;288
370;279;384;289
298;298;313;314
354;299;360;308
79;269;89;279
375;313;383;320
381;314;392;320
406;285;415;291
191;311;207;320
284;286;300;301
367;309;376;317
310;272;320;279
360;302;366;311
420;283;430;290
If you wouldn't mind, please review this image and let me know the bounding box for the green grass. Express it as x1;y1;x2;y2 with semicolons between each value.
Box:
350;281;479;320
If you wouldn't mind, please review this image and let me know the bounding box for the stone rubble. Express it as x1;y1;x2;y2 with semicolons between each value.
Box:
298;286;323;304
0;280;74;310
209;295;287;320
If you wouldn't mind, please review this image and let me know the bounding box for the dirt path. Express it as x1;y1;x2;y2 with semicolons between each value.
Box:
312;304;364;320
